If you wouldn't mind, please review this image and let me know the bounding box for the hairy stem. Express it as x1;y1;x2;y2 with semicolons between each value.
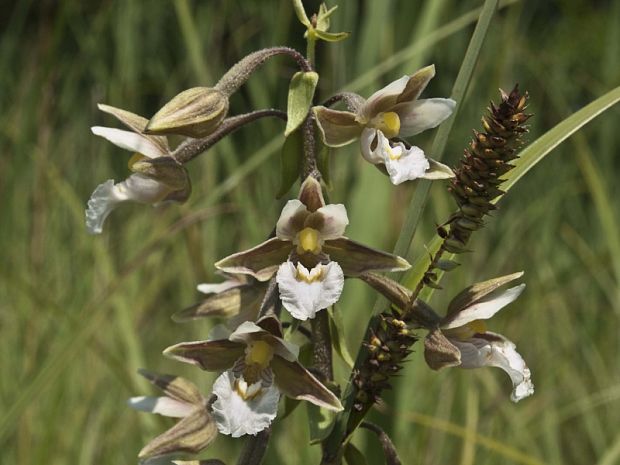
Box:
301;114;320;180
172;109;287;164
216;47;311;96
311;311;334;381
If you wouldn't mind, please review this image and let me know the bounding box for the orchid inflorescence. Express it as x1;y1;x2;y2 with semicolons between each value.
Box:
85;1;534;463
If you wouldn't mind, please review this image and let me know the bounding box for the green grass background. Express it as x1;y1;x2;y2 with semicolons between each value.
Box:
1;0;619;464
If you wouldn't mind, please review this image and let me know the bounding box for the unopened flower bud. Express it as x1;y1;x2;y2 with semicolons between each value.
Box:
146;87;229;138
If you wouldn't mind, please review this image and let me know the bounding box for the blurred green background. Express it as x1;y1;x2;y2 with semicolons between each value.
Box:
1;0;619;464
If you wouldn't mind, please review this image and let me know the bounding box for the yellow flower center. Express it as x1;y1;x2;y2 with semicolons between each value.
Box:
297;227;322;255
372;111;401;138
245;340;275;368
444;320;488;340
295;263;324;283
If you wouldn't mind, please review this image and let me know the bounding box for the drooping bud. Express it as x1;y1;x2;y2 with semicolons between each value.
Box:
145;87;229;138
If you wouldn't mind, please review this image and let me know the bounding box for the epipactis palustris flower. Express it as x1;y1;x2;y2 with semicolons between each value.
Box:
424;272;534;402
313;65;455;185
86;104;190;234
128;369;217;459
164;316;343;437
215;177;410;320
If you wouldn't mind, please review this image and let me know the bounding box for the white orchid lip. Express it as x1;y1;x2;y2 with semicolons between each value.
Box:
85;174;173;234
276;261;344;321
211;371;280;438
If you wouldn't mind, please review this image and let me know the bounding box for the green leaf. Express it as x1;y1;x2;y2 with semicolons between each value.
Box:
314;30;350;43
307;403;336;444
328;305;355;368
285;71;319;136
277;129;303;198
344;443;368;465
280;396;301;420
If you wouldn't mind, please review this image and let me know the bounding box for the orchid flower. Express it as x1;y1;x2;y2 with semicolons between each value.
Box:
128;370;217;459
215;177;410;320
86;104;190;234
313;65;455;184
164;316;343;437
424;272;534;402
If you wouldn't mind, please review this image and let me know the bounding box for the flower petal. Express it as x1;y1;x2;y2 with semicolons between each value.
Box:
447;272;524;317
322;238;410;276
163;339;244;371
315;204;349;239
360;127;381;164
361;75;410;120
85;179;127;234
396;64;436;104
211;372;280;437
215;238;293;281
377;136;430;185
394;98;456;137
97;103;170;154
85;174;170;234
421;158;455;180
276;262;344;321
275;199;308;240
313;106;363;147
137;369;205;405
271;357;343;411
452;332;534;402
138;406;217;459
298;176;326;212
91;126;166;159
129;396;195;418
197;279;243;295
442;284;526;329
423;330;462;370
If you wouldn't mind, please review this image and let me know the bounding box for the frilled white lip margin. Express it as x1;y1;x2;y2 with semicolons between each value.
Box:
452;333;534;402
85;175;170;234
211;371;280;437
361;129;430;185
276;261;344;320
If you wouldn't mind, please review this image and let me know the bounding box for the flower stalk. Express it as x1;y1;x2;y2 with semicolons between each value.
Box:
216;47;312;97
173;110;287;164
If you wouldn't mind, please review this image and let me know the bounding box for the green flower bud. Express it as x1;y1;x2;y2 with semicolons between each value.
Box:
145;87;229;138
